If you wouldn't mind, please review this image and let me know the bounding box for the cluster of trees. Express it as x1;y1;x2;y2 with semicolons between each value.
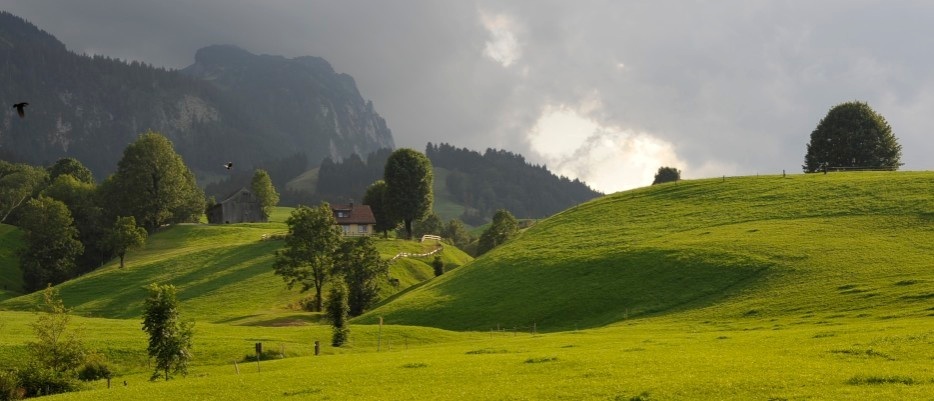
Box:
1;132;259;293
425;143;601;224
272;204;388;346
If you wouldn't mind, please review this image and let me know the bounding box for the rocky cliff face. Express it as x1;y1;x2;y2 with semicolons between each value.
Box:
181;45;395;164
0;12;394;181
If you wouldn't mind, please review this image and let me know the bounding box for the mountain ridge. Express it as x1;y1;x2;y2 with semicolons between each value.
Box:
0;11;393;182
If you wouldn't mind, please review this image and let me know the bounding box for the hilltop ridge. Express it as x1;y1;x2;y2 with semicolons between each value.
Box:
360;171;934;331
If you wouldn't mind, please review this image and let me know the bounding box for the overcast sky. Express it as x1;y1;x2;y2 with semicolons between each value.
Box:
6;1;934;192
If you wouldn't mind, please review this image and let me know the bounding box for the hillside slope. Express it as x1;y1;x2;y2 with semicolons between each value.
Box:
0;208;471;323
359;172;934;331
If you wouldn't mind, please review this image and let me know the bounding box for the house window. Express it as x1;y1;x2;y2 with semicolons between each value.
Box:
342;225;351;234
337;211;349;218
358;225;368;234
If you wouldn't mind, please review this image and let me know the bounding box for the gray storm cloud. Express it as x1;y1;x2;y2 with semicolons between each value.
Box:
5;1;934;192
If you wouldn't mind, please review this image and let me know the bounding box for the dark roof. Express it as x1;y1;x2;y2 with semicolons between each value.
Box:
218;187;254;204
332;203;376;225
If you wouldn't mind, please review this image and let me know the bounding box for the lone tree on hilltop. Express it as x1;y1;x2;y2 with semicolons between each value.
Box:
803;101;902;172
652;166;681;185
384;149;433;239
141;283;194;381
272;203;342;312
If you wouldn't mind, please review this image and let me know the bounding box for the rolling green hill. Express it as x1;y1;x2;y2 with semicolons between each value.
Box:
359;172;934;331
0;207;472;324
1;175;933;400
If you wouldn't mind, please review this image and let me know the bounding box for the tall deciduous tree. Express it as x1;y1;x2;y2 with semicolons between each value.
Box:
476;209;519;256
333;237;389;316
652;166;681;185
42;174;107;272
47;158;94;184
272;204;342;312
107;216;147;268
141;283;194;381
384;149;433;239
363;180;396;238
0;161;48;224
17;196;84;292
250;169;280;218
100;131;204;232
803;101;903;173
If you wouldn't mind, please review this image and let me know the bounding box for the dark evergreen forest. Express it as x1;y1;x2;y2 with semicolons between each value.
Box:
426;143;601;222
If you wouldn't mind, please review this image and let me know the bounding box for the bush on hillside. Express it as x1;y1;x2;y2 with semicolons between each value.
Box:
241;348;286;362
77;359;112;381
0;370;24;401
14;363;80;398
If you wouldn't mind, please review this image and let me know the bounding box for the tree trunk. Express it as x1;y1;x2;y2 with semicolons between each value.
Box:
404;219;413;240
119;253;126;268
315;286;323;312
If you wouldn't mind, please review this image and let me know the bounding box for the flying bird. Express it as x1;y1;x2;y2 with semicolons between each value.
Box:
12;102;28;118
224;162;233;170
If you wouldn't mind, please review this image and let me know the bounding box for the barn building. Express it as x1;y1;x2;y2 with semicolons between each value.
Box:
206;187;267;224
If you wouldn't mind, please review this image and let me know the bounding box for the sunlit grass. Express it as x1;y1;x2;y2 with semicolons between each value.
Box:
9;314;930;400
1;172;932;400
362;172;934;330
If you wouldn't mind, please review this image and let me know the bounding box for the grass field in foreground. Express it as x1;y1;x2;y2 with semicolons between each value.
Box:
5;313;928;400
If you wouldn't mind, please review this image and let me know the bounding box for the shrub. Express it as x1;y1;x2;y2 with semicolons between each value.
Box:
77;360;112;381
0;370;24;401
242;348;286;362
432;256;444;277
15;363;80;398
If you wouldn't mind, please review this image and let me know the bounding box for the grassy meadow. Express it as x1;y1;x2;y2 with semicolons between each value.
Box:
0;172;932;400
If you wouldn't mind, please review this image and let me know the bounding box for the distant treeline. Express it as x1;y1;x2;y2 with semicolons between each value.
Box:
426;143;602;222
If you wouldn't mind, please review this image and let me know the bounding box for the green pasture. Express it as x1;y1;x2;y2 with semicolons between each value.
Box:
1;172;932;400
0;207;471;324
2;312;930;400
361;172;934;330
